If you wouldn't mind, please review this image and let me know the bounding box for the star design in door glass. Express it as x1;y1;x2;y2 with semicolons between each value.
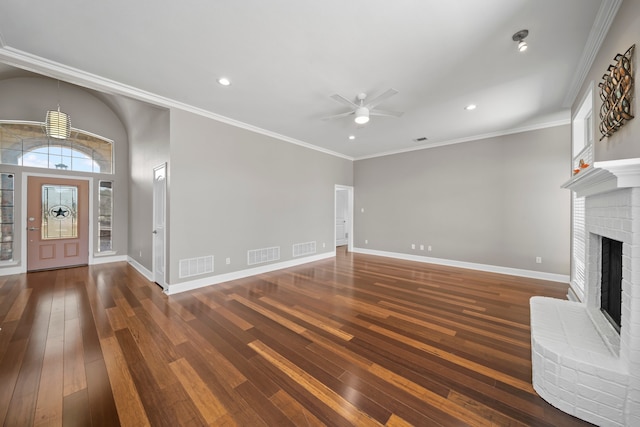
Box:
50;206;71;219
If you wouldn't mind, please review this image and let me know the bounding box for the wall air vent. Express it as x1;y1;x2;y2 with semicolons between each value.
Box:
247;246;280;266
293;241;316;257
179;255;214;278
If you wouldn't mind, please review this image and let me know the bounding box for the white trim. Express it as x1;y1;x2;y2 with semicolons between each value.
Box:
351;247;570;284
562;0;623;108
91;254;127;265
0;46;353;162
21;172;93;273
567;286;582;302
354;118;571;161
562;157;640;197
0;265;24;276
165;252;335;295
127;256;153;281
94;250;117;257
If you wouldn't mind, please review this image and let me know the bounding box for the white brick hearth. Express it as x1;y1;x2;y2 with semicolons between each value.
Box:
530;158;640;427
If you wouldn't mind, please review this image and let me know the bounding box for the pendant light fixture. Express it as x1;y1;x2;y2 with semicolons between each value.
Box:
45;81;71;139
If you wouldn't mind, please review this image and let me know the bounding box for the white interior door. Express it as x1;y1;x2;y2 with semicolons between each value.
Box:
336;189;348;246
153;164;167;289
335;185;353;250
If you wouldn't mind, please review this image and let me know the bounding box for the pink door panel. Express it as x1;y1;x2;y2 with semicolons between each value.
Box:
27;177;89;271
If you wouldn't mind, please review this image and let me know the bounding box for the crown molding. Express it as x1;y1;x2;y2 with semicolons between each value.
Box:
0;46;354;161
354;117;571;161
562;0;623;108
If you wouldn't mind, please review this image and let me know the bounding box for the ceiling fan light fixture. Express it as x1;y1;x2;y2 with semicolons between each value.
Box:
354;107;370;124
512;29;529;53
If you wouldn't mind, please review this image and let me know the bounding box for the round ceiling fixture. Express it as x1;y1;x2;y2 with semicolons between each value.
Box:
354;107;370;124
217;77;231;86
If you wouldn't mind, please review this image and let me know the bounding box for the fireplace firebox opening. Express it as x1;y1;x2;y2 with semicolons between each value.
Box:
601;236;622;332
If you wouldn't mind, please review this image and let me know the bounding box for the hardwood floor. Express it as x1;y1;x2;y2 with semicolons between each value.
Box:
0;248;593;426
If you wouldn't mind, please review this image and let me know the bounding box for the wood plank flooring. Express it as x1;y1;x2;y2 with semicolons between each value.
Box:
0;248;594;426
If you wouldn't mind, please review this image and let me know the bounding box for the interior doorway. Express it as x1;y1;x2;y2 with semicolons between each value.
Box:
26;176;89;271
334;185;353;251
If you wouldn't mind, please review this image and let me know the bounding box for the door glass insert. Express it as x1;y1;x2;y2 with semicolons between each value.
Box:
42;185;78;240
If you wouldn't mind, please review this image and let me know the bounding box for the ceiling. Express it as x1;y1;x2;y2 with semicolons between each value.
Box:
0;0;615;159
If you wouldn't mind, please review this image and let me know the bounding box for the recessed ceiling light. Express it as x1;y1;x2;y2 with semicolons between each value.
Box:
465;104;477;111
217;77;231;86
348;135;356;140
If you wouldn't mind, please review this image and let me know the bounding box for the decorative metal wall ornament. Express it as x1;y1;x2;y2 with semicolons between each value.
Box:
599;44;635;140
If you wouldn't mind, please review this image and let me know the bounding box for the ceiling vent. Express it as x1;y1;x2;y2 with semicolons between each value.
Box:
413;137;428;142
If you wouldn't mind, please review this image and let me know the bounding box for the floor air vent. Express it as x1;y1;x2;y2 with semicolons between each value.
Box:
179;255;214;278
293;241;316;257
247;246;280;266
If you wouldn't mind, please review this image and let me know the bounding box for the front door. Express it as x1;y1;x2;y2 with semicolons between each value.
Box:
27;176;89;271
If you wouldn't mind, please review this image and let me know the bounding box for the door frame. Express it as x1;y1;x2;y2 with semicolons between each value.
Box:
21;172;94;273
152;163;167;290
334;185;354;251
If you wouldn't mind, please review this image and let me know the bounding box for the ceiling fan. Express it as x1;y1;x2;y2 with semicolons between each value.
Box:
322;89;403;124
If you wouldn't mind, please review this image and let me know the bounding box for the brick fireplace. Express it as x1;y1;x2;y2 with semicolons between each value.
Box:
530;158;640;426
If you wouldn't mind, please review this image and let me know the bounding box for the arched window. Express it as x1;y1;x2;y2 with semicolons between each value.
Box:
0;121;113;173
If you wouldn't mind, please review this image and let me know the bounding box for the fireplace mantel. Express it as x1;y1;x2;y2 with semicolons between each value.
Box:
562;157;640;197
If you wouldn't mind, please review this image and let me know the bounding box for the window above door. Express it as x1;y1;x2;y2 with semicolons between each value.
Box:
0;121;113;174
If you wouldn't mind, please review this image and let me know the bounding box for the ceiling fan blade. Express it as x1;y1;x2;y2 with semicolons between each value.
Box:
329;94;359;108
370;109;403;117
364;88;398;109
321;110;355;121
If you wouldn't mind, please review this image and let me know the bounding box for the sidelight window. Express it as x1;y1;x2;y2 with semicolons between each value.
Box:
0;173;14;261
98;180;113;252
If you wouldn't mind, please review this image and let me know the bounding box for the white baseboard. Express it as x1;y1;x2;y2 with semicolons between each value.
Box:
127;256;153;281
351;247;570;283
165;251;336;295
0;263;25;276
92;254;128;265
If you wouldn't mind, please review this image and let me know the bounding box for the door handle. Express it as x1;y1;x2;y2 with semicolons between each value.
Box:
152;230;158;234
28;227;40;231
